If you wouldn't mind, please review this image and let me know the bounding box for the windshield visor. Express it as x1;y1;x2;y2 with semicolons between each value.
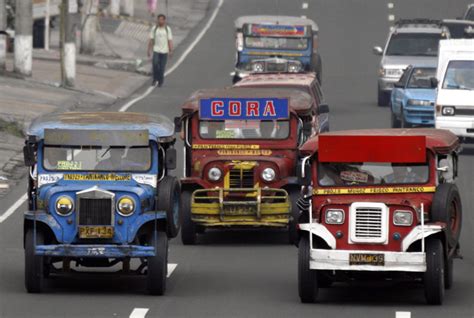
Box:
43;146;152;172
318;162;429;187
386;33;442;56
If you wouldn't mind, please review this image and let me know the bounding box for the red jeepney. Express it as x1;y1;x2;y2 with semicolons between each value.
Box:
176;87;329;244
296;129;462;305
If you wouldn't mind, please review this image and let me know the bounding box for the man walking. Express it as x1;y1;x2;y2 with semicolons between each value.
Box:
148;14;173;87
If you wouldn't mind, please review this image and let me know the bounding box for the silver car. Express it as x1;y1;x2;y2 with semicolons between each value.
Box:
373;19;450;106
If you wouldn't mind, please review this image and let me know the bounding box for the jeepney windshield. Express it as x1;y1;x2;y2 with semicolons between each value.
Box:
317;162;429;186
244;36;309;50
43;145;152;172
442;60;474;90
199;120;290;139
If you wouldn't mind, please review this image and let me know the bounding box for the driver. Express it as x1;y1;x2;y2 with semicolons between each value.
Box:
96;147;126;170
384;164;423;184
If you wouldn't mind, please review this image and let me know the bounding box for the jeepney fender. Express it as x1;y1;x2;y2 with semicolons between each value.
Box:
298;223;445;252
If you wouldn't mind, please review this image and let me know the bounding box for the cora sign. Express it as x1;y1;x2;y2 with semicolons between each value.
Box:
199;98;289;120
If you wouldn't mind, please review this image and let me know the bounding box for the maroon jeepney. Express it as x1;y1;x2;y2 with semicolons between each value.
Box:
296;129;462;305
175;87;329;244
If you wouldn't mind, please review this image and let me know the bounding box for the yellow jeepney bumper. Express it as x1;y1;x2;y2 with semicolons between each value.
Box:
191;188;290;227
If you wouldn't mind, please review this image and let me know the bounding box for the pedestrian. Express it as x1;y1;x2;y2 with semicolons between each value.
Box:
147;0;157;17
148;14;173;87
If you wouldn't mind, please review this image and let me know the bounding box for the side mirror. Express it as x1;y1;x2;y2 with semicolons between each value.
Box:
23;144;36;167
173;117;182;133
165;148;177;170
319;104;330;114
302;121;313;135
372;46;383;56
297;160;311;186
438;158;454;182
394;81;404;88
430;77;439;88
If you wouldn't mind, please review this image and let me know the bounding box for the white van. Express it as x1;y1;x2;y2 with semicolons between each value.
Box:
435;39;474;140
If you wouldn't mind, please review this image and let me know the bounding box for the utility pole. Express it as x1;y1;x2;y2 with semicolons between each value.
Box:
14;0;33;76
0;0;6;71
60;0;77;87
109;0;120;17
121;0;134;17
44;0;50;50
81;0;98;54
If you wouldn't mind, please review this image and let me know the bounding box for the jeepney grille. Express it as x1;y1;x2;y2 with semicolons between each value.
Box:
349;203;388;244
78;198;112;226
229;168;254;189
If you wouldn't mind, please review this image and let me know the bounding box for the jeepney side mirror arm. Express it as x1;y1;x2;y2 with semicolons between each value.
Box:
165;147;177;170
303;121;313;136
297;156;312;186
23;137;36;167
319;104;329;114
430;77;438;88
174;116;182;133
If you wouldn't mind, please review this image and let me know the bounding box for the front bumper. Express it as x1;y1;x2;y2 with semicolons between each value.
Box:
436;116;474;138
191;188;290;227
404;106;435;126
35;244;155;258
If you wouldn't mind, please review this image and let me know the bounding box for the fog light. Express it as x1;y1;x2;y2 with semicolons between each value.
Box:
393;232;401;240
335;231;344;239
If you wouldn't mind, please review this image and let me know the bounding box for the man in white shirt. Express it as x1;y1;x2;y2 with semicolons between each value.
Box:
147;14;173;87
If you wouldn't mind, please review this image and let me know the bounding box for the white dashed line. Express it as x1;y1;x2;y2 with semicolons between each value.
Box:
388;2;394;9
167;263;178;278
388;14;395;21
129;308;149;318
302;2;308;9
396;312;411;318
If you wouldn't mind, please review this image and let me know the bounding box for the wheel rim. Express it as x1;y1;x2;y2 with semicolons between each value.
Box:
449;200;460;235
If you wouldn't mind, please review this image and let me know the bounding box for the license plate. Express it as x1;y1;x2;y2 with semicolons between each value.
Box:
349;253;385;266
79;226;114;239
223;205;257;215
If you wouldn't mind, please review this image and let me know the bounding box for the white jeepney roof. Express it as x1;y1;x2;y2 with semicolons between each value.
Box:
234;15;318;32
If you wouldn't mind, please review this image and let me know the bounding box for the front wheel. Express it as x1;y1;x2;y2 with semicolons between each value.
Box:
181;190;197;245
424;238;445;305
298;236;318;303
146;231;168;295
157;176;181;238
390;107;401;128
25;228;44;293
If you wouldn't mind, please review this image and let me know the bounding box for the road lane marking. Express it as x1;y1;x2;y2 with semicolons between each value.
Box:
396;312;411;318
388;2;394;9
388;14;395;21
302;2;308;9
119;0;225;112
1;0;226;221
129;308;149;318
0;193;27;223
167;263;178;277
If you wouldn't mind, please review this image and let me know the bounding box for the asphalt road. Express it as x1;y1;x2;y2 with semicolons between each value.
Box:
1;0;474;317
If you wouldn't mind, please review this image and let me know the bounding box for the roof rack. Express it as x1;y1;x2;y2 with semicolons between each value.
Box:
395;19;442;27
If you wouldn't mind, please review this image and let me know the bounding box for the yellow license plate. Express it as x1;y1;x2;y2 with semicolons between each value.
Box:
79;226;114;239
349;253;385;266
223;206;257;215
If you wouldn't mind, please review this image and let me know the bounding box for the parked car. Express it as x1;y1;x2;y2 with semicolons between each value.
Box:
390;64;437;128
373;19;449;106
23;112;180;295
231;16;322;84
234;72;329;132
175;87;329;244
296;129;462;305
434;39;474;142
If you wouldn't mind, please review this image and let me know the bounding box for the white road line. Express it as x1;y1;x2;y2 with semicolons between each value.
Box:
0;193;27;223
388;14;395;22
119;0;225;112
167;263;178;278
0;0;225;222
302;2;308;9
129;308;149;318
388;2;394;9
396;312;411;318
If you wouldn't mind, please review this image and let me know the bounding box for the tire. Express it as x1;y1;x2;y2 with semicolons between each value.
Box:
431;183;462;248
181;190;197;245
444;256;453;290
288;188;301;245
157;176;181;238
390;107;401;128
400;109;411;128
298;236;318;303
146;231;168;295
424;238;445;305
25;228;44;293
377;87;390;106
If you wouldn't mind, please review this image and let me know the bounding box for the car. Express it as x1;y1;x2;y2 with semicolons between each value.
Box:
23;112;180;295
231;15;322;84
434;39;474;141
373;19;450;106
390;64;437;128
175;87;329;245
442;19;474;39
234;72;329;132
296;129;462;305
463;4;474;21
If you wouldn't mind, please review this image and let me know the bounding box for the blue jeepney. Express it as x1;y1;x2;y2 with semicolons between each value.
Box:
23;112;180;295
232;15;322;84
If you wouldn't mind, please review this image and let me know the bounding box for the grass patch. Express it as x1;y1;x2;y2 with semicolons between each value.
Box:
0;118;25;138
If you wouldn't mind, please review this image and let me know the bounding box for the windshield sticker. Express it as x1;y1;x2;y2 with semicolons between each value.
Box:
38;174;64;186
216;130;236;139
217;149;272;156
199;98;289;120
249;24;306;37
313;186;436;195
57;161;82;170
340;171;369;183
192;144;260;150
64;174;132;181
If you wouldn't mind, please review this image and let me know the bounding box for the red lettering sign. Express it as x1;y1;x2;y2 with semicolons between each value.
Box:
211;101;224;116
246;101;259;116
263;101;276;117
229;101;241;116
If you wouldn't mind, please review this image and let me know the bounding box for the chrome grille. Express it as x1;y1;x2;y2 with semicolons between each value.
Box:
78;198;112;225
354;207;383;239
229;168;254;189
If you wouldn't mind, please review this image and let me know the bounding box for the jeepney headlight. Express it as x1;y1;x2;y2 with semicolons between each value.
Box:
393;210;413;226
288;61;302;73
325;209;345;224
408;99;432;106
261;168;276;182
55;196;74;216
117;196;135;216
252;62;265;73
442;106;455;116
208;167;222;181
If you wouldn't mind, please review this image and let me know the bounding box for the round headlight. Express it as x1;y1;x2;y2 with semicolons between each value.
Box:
252;62;264;73
325;209;345;224
117;196;135;216
55;196;74;216
208;167;222;181
393;210;413;226
261;167;276;182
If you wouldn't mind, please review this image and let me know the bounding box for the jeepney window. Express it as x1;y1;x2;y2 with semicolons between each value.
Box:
442;61;474;90
407;67;436;88
199;120;290;139
43;145;152;172
244;36;309;50
317;162;429;186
